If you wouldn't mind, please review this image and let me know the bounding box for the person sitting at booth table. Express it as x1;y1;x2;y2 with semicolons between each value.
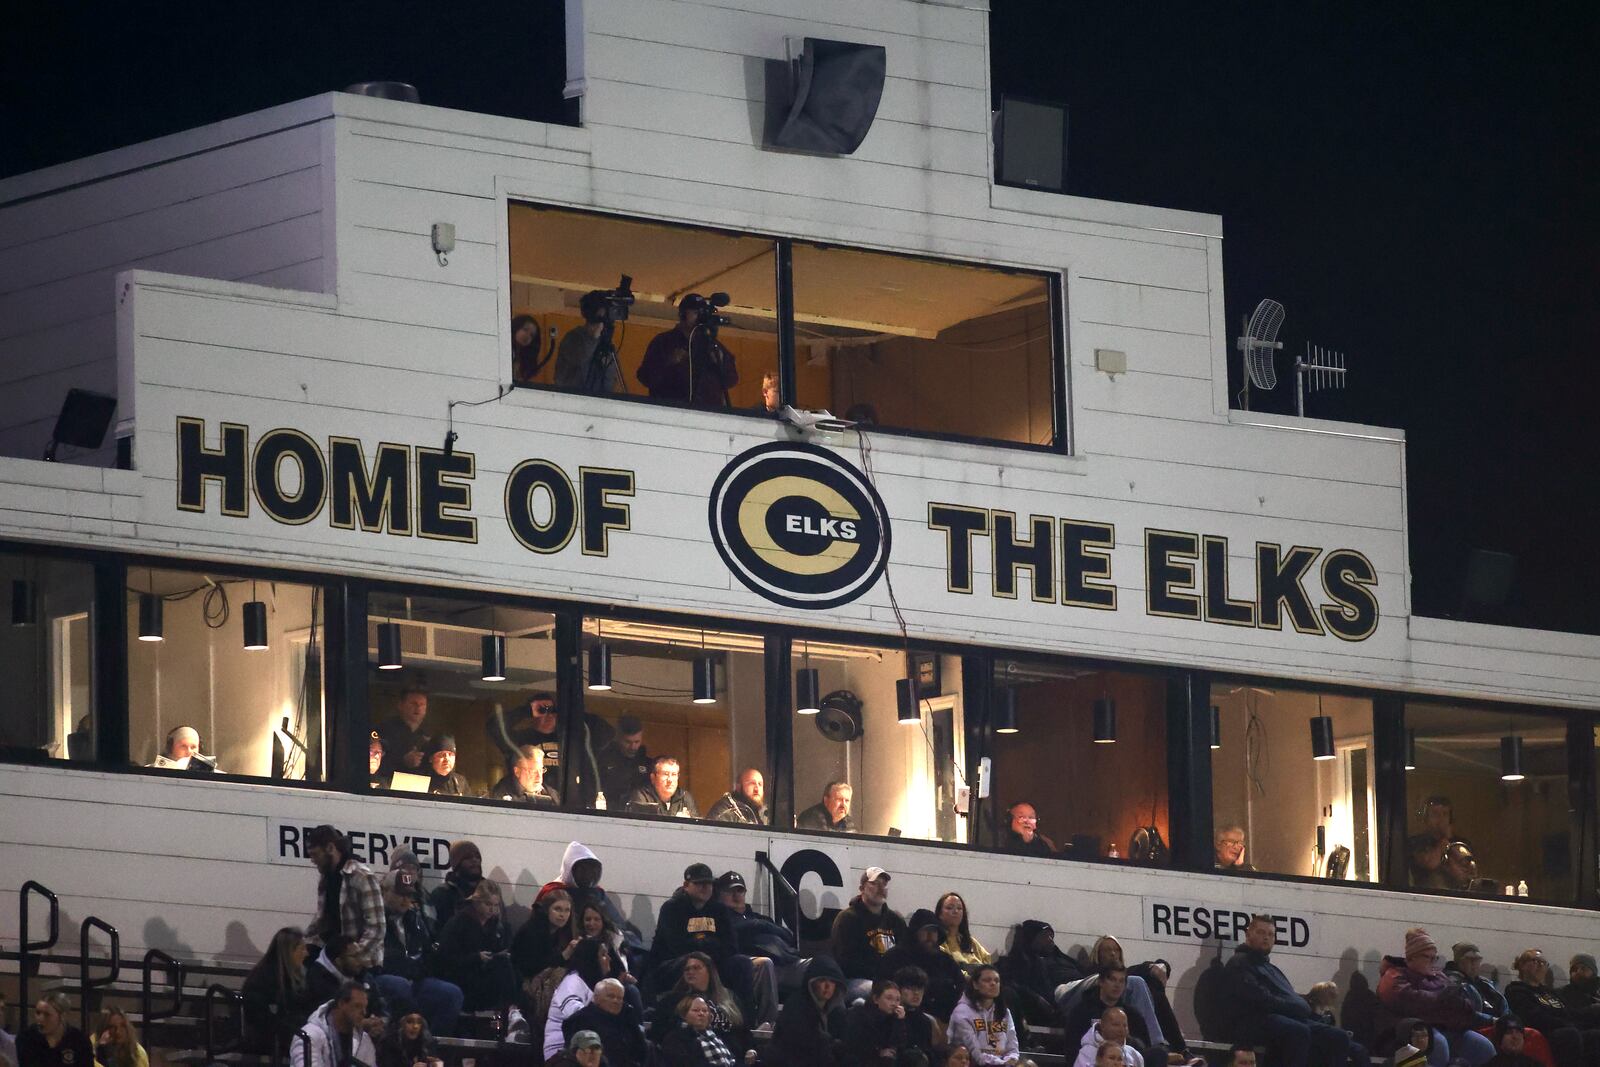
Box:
149;725;217;772
759;371;781;415
426;735;469;796
367;734;385;789
1002;802;1056;856
376;686;430;775
636;294;738;410
1214;825;1253;871
708;768;769;825
625;755;698;817
486;745;559;806
799;781;856;833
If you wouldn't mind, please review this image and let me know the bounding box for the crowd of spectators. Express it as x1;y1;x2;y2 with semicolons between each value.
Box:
7;824;1600;1067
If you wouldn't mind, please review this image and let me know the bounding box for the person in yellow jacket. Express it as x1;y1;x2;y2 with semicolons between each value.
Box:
936;892;993;967
92;1008;148;1067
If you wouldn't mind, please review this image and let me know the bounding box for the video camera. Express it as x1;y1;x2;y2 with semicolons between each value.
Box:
681;291;733;331
580;274;636;325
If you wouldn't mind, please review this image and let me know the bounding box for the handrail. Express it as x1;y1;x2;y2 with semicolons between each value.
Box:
79;916;121;1033
754;850;802;938
19;880;60;1013
204;983;244;1060
140;948;186;1033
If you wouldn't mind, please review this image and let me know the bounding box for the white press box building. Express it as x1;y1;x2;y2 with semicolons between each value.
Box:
2;0;1597;1036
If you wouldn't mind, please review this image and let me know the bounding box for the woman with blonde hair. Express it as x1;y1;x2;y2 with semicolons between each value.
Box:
17;992;94;1067
92;1008;147;1067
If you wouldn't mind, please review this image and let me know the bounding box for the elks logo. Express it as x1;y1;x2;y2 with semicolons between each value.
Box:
708;441;891;609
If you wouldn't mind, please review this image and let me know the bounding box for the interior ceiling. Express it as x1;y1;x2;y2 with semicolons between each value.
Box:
509;205;1045;339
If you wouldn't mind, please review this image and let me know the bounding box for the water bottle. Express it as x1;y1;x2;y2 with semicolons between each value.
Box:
1517;880;1529;897
1108;843;1120;859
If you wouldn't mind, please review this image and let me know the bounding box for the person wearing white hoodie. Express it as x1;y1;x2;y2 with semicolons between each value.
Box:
1074;1009;1145;1067
551;842;647;958
290;983;377;1067
948;965;1030;1067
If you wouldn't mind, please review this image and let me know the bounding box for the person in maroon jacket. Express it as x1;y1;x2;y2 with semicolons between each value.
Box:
636;295;738;409
1376;928;1494;1066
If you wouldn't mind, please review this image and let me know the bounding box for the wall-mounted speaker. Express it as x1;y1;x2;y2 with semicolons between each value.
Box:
814;689;863;742
768;38;886;155
996;94;1067;193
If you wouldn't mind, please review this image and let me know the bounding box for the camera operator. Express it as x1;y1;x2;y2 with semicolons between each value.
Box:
555;290;623;394
637;293;738;409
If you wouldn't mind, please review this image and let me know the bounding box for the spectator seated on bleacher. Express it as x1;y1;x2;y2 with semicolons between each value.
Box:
1074;1008;1145;1067
1307;981;1373;1067
544;939;620;1060
511;886;575;979
832;867;909;1004
90;1007;147;1067
1064;966;1164;1062
376;1012;438;1067
998;921;1082;1029
546;1029;605;1067
935;893;993;968
551;841;648;962
1504;950;1600;1067
947;966;1034;1067
895;967;945;1063
1070;937;1168;1056
387;848;436;924
378;873;463;1037
718;870;804;991
306;935;389;1017
562;978;648;1067
1376;928;1494;1066
1219;914;1350;1067
290;981;377;1067
1486;1017;1542;1067
843;978;924;1067
651;863;770;1024
650;953;751;1060
880;910;965;1023
657;995;744;1067
768;956;847;1067
243;927;322;1056
428;841;484;930
434;880;518;1012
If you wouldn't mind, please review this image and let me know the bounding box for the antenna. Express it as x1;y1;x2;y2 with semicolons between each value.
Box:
1294;342;1346;416
1235;298;1285;410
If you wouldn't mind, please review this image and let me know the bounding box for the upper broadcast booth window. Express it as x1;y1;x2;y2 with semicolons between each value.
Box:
791;244;1057;446
127;567;326;780
0;551;95;763
366;591;557;803
508;204;779;413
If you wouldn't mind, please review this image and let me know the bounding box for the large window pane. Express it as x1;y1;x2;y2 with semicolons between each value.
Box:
508;203;779;412
990;661;1168;863
367;592;556;802
128;568;325;780
0;553;94;761
1210;684;1375;880
1405;701;1573;901
580;618;765;820
792;244;1056;445
787;639;965;843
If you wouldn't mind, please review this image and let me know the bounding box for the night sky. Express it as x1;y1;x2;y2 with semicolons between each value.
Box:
6;3;1595;633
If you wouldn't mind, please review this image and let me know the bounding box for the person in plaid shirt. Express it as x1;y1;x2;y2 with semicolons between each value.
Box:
305;825;386;971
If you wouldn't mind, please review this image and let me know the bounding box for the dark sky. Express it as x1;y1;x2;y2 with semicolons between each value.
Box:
6;3;1596;632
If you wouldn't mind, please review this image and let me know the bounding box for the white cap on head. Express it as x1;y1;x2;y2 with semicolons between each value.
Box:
863;866;891;883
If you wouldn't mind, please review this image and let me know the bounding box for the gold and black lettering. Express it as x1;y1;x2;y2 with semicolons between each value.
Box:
505;459;576;554
1256;542;1324;634
176;417;249;516
1320;549;1379;641
1061;519;1116;610
991;511;1056;603
1145;529;1201;620
328;438;412;535
1202;535;1256;627
927;503;990;594
416;447;477;543
252;428;326;526
579;466;634;556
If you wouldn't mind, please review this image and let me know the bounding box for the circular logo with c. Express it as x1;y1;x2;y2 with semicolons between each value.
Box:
708;441;890;609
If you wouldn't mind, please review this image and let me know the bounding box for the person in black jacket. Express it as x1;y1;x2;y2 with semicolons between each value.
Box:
1219;915;1348;1067
376;1012;437;1067
769;956;848;1067
379;875;463;1037
651;863;759;1012
563;978;648;1067
1064;966;1156;1053
16;992;95;1067
832;867;909;1002
1558;955;1600;1016
878;910;965;1023
1446;944;1510;1021
651;954;750;1058
1001;803;1057;856
798;781;856;833
242;927;321;1057
428;841;484;929
844;979;925;1067
1486;1017;1543;1067
434;880;518;1011
894;968;943;1061
511;887;575;979
998;921;1081;1028
1505;949;1599;1067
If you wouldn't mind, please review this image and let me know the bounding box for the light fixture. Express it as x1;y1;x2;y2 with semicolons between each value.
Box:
1404;729;1417;771
1210;704;1221;750
11;578;36;626
994;688;1019;734
896;677;920;724
481;634;507;682
1311;715;1336;760
242;581;268;651
377;622;403;670
587;643;612;691
1093;697;1117;743
138;592;164;642
1500;734;1524;782
796;667;821;715
693;656;718;704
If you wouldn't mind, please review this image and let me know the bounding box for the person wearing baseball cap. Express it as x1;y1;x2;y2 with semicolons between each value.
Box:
649;862;764;1018
546;1028;603;1067
1445;943;1509;1021
717;869;802;1007
830;866;908;1002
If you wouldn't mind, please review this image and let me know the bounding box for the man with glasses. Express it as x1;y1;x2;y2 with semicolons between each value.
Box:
1003;802;1057;856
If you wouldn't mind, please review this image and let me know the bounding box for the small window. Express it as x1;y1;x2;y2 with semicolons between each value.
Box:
1210;683;1376;881
508;203;779;413
367;592;556;802
1405;701;1573;901
128;567;326;780
580;618;766;822
792;244;1057;445
0;552;94;762
989;660;1169;864
788;639;965;843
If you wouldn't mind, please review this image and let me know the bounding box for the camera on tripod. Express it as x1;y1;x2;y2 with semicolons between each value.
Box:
580;274;636;325
681;291;732;331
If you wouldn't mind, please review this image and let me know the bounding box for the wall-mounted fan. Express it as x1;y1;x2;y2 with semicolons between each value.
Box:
815;689;863;742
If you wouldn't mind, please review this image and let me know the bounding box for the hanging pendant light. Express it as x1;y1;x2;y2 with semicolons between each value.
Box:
587;619;612;690
1311;715;1336;760
693;656;718;703
1404;729;1418;771
138;592;164;642
796;667;821;715
994;687;1019;734
242;580;268;650
1210;704;1222;750
1093;697;1117;743
11;578;37;626
481;633;507;682
896;677;920;724
377;621;403;669
1500;734;1525;782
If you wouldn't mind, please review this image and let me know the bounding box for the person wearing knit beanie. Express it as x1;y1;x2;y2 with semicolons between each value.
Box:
449;840;482;869
1405;929;1439;970
430;840;485;928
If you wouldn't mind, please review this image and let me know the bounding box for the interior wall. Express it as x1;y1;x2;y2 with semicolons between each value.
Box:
0;556;94;753
991;670;1168;859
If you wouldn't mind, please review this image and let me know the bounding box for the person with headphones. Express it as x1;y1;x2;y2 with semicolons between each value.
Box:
148;725;217;772
555;291;622;394
636;294;738;409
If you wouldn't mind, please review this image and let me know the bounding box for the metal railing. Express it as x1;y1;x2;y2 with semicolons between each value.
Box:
204;983;244;1061
78;915;121;1033
19;880;60;1012
754;850;802;937
140;948;186;1035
